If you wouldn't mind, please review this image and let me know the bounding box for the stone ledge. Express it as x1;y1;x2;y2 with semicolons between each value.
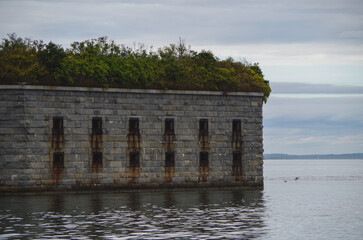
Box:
0;84;264;97
0;181;264;194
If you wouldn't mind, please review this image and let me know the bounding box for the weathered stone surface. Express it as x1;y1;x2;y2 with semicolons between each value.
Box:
0;85;264;192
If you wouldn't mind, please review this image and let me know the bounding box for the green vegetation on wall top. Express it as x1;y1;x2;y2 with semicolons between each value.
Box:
0;33;271;102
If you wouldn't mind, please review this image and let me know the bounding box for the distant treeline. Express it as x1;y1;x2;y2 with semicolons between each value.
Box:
0;34;271;102
264;153;363;160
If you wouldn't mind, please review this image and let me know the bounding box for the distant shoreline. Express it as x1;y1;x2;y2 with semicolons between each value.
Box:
264;153;363;160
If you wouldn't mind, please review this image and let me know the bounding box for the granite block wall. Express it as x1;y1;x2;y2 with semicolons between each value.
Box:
0;85;264;192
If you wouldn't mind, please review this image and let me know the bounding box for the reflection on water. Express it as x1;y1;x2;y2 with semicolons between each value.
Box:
2;160;363;239
0;190;266;239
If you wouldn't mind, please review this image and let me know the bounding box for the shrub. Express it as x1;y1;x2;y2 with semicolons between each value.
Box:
0;34;271;102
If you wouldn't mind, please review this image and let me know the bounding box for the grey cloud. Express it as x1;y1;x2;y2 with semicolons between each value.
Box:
270;82;363;94
1;0;362;46
264;94;363;122
263;126;363;154
263;94;363;154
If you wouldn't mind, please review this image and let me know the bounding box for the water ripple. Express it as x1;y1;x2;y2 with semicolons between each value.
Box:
0;190;266;239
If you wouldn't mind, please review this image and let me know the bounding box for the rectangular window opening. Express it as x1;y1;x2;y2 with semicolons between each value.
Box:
92;152;103;166
200;152;209;167
53;117;63;135
233;119;241;133
165;118;175;135
53;152;64;168
199;119;208;136
165;152;175;167
130;151;140;167
233;151;242;167
129;118;139;135
92;117;102;134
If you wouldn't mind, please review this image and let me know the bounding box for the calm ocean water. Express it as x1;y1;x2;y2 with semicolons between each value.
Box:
0;159;362;239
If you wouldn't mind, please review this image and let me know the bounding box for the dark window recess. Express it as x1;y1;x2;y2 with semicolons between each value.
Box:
233;119;241;133
233;151;242;167
200;152;209;167
53;152;64;168
165;118;175;135
129;118;139;135
165;152;175;167
199;119;208;136
92;117;102;134
92;152;103;167
52;117;63;135
130;152;140;167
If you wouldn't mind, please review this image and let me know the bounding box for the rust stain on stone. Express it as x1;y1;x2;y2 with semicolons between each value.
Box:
232;120;243;181
164;166;175;183
164;151;175;183
232;165;243;181
91;164;103;173
127;166;140;183
164;127;175;183
127;132;141;183
90;128;103;174
232;152;243;181
51;152;64;184
91;134;103;152
198;135;209;150
198;165;209;182
52;166;63;184
198;152;209;182
51;127;64;149
163;133;175;151
232;132;242;148
127;133;140;149
90;178;100;185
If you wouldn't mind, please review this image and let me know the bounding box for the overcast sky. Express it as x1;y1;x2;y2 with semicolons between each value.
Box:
1;0;362;154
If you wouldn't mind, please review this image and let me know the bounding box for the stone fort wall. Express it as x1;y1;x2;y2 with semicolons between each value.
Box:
0;85;264;192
